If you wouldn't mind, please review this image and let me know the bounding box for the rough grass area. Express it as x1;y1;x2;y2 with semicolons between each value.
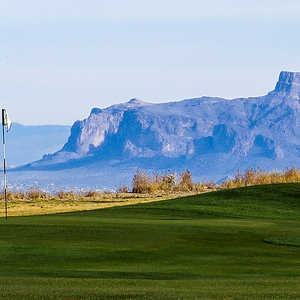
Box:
0;193;192;217
0;183;300;299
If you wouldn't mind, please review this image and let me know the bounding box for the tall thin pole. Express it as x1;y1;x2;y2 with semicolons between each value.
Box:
2;110;7;220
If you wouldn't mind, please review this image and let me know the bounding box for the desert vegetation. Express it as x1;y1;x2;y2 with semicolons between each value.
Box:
2;168;300;204
1;189;148;202
0;188;188;217
1;167;300;217
0;170;211;216
132;169;211;194
221;167;300;189
131;167;300;194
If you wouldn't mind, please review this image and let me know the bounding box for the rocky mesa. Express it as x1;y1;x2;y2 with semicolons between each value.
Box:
22;71;300;184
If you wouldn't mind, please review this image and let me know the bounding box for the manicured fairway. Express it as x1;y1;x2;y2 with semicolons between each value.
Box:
1;184;300;299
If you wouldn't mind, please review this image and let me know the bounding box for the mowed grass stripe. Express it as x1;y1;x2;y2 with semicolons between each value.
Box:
0;183;300;299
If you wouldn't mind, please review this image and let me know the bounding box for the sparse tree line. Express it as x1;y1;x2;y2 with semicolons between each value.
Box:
1;168;300;201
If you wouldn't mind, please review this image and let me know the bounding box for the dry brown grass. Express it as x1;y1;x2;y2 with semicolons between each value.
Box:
0;172;211;217
132;169;209;194
0;191;200;217
221;168;300;189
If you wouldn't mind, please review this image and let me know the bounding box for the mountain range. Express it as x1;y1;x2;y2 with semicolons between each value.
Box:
9;71;300;190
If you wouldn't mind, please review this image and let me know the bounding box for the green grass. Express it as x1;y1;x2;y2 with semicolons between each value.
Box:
1;183;300;299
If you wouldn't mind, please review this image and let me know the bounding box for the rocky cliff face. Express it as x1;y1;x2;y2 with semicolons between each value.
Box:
273;71;300;98
25;71;300;183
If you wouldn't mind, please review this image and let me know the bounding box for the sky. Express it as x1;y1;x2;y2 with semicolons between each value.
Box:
1;0;300;125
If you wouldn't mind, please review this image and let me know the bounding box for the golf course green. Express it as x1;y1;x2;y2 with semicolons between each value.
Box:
1;183;300;299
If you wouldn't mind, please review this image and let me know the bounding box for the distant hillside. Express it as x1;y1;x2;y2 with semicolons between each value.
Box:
7;123;70;166
13;71;300;189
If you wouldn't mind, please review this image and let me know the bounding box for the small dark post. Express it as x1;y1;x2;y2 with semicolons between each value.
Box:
2;109;8;220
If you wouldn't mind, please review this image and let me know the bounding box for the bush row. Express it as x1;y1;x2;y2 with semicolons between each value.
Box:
221;168;300;189
131;169;214;194
0;190;117;202
1;168;300;200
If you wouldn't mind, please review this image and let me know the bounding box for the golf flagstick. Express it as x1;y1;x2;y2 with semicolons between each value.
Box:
2;109;11;220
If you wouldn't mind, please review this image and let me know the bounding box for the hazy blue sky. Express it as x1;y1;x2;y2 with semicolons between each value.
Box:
1;0;300;125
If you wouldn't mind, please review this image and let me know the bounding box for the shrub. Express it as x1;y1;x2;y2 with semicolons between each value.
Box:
244;169;257;186
57;190;66;199
221;168;300;189
117;185;129;193
13;192;26;200
56;190;77;200
178;170;193;192
131;169;213;194
193;183;205;193
0;191;15;201
284;168;300;182
132;170;152;193
85;190;98;198
161;174;176;191
151;173;176;193
27;189;47;200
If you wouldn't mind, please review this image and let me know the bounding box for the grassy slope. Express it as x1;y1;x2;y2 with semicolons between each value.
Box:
0;184;300;299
